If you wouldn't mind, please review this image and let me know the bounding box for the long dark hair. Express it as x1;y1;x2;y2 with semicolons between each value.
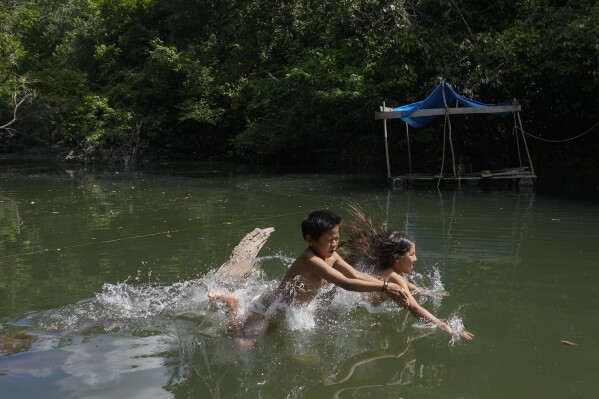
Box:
340;204;414;271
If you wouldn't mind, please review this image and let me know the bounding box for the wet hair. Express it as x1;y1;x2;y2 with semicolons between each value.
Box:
301;210;342;241
376;231;415;270
340;204;414;271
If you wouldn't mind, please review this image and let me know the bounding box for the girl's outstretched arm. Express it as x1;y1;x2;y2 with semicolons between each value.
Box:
389;275;474;340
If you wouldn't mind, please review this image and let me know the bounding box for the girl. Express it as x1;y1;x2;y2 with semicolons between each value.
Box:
340;205;474;340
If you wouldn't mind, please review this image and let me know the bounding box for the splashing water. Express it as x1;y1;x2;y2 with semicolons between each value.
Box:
0;254;474;399
32;276;202;333
412;308;469;346
22;257;295;336
409;265;447;297
11;256;464;347
446;312;470;346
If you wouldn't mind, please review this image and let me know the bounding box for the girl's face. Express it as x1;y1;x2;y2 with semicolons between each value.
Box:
307;225;340;259
393;243;417;274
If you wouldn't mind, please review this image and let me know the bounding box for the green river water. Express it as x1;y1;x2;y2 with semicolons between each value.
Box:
0;161;598;399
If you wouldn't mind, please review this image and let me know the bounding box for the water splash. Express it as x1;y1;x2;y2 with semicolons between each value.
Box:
0;256;473;399
286;301;317;331
412;308;469;346
409;265;447;297
12;256;462;347
446;311;470;346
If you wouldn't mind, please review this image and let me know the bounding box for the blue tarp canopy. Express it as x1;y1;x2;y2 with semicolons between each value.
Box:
375;81;533;182
393;82;514;128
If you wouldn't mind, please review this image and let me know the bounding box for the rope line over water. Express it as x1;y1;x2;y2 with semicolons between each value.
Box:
1;210;309;260
518;120;599;143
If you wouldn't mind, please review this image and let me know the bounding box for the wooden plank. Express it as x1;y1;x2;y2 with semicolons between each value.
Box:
375;104;521;120
214;227;275;278
390;169;536;185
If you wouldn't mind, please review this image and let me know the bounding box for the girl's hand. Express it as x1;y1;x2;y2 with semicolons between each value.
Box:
440;321;475;340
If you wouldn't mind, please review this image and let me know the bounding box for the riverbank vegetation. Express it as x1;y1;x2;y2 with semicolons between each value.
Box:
1;1;598;178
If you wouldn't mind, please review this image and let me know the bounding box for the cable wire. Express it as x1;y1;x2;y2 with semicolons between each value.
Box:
518;120;599;143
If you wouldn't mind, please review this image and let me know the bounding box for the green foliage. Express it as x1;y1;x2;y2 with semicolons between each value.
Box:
66;95;133;143
145;39;223;125
0;0;597;174
0;4;38;136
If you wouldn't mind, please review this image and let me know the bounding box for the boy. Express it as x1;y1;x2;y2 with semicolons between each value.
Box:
208;210;410;347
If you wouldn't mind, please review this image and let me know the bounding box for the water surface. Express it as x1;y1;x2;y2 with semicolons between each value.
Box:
1;162;598;398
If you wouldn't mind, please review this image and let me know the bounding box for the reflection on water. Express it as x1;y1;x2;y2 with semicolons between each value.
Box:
319;330;435;399
0;332;174;398
0;329;36;356
2;166;599;398
385;187;536;266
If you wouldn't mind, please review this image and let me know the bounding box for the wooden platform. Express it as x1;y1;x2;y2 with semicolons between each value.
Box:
390;167;536;189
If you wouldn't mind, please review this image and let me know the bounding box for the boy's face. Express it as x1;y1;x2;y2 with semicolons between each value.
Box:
307;225;340;259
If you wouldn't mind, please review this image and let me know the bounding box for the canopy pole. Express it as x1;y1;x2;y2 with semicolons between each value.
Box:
447;111;456;178
512;111;523;170
441;82;457;178
438;112;448;189
405;122;412;175
382;102;391;179
516;110;535;176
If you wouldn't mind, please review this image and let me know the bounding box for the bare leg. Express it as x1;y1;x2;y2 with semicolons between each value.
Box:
208;291;267;349
208;291;245;337
208;291;239;313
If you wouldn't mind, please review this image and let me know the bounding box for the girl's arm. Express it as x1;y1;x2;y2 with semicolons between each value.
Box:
406;280;418;292
389;274;474;339
391;274;440;325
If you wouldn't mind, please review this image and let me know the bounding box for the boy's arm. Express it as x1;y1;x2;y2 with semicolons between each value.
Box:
312;253;409;305
333;255;383;284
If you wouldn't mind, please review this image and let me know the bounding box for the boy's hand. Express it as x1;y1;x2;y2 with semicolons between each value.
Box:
385;282;410;307
461;331;475;340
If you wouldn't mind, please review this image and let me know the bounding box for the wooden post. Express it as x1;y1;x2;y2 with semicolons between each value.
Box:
382;102;392;179
447;112;456;178
441;83;457;178
516;110;535;176
405;122;412;175
215;227;275;278
512;111;523;170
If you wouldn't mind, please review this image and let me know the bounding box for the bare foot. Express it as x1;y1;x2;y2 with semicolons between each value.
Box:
208;291;239;313
236;338;257;350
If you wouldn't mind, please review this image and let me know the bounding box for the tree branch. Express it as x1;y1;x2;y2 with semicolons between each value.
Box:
0;91;33;130
448;0;474;39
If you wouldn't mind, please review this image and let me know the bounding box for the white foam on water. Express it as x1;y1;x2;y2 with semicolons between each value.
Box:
15;256;464;347
286;300;317;331
412;308;469;346
0;255;475;399
409;264;447;297
446;310;470;346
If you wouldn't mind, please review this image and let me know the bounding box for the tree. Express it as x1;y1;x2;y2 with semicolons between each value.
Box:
0;4;35;142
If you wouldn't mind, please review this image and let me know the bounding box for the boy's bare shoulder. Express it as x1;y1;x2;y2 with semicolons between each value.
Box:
287;248;333;278
293;248;320;268
286;248;313;273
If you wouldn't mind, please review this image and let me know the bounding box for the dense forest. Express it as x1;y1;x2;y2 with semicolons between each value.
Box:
1;0;598;179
